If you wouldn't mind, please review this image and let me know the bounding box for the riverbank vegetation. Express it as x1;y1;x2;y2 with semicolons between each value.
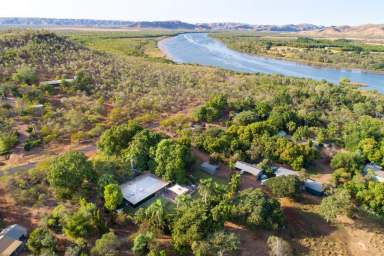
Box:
213;32;384;72
1;29;384;255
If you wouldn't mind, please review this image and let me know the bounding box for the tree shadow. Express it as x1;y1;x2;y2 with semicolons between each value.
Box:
282;206;336;239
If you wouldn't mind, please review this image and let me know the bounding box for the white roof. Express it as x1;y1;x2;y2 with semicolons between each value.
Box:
304;179;324;192
168;184;189;196
234;161;262;177
275;167;299;177
120;173;169;205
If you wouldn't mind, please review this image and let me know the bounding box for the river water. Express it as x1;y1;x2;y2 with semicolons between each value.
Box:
159;33;384;93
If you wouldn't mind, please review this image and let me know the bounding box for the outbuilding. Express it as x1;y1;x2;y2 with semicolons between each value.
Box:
234;161;263;179
304;179;324;196
200;162;219;175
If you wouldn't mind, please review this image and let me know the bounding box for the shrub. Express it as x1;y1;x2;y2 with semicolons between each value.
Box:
319;189;353;222
27;227;57;255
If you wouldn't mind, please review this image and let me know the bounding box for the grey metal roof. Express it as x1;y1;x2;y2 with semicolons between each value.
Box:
304;179;324;193
120;173;169;206
234;161;262;177
200;162;219;175
0;224;27;240
274;167;299;177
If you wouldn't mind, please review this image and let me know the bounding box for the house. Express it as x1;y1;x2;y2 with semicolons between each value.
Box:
277;130;288;137
0;224;27;256
274;167;299;177
304;179;324;196
234;161;263;179
363;163;384;183
200;162;219;175
120;173;170;208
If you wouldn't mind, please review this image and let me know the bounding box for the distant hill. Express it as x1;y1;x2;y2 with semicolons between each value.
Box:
300;24;384;39
0;17;322;32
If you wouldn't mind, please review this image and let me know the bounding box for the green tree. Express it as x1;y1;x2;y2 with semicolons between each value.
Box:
232;111;258;125
122;129;161;171
265;175;301;198
330;151;364;184
231;189;284;230
97;174;117;194
97;122;143;156
0;131;18;155
12;65;38;84
91;232;121;256
134;199;168;232
47;151;94;197
132;232;155;256
354;181;384;216
319;189;353;222
64;199;106;240
191;231;240;256
104;184;123;211
27;228;57;255
154;139;192;183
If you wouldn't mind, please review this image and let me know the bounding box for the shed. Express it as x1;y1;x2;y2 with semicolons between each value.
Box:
200;162;219;175
363;163;384;183
234;161;263;178
304;179;324;196
168;184;189;196
274;167;299;177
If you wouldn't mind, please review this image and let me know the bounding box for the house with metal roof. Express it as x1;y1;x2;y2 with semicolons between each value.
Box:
200;162;219;175
363;163;384;183
120;173;170;208
234;161;263;178
0;224;27;256
274;167;299;177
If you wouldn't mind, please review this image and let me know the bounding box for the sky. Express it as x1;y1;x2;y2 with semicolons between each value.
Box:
1;0;383;26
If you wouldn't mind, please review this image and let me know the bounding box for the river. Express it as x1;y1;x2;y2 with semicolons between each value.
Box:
159;33;384;93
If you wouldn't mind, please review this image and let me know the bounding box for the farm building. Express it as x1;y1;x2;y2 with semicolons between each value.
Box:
120;173;169;208
363;163;384;182
274;167;299;177
234;161;263;178
0;224;27;256
304;179;324;196
200;162;219;175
